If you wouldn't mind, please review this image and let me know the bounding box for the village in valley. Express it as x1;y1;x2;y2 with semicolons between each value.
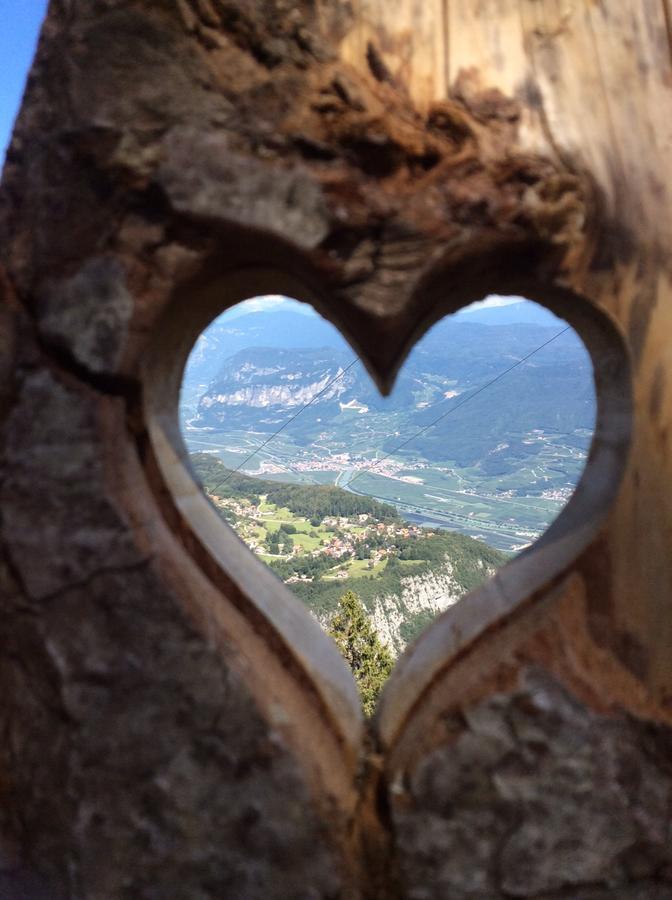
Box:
207;489;431;584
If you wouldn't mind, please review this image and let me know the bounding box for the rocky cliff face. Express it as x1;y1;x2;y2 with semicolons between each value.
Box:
195;346;359;425
371;561;462;654
200;373;347;410
315;555;497;656
371;557;496;654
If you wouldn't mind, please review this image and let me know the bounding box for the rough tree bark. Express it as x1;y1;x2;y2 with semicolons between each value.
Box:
0;1;671;898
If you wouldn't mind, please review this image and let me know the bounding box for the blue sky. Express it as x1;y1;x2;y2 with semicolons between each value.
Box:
0;0;50;166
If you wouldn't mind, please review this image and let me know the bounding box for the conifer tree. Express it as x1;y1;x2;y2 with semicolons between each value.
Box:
327;590;394;716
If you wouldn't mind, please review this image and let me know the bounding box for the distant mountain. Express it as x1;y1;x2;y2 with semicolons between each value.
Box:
187;303;574;393
206;345;354;406
181;300;595;555
455;300;564;327
185;309;348;385
194;345;359;430
191;322;594;470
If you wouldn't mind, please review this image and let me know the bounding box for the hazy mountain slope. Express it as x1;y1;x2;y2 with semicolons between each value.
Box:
181;301;595;554
185;309;348;385
454;299;564;327
191;322;594;468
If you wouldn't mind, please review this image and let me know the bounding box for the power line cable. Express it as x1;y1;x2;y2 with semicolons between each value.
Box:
347;326;570;488
210;357;360;492
208;323;570;496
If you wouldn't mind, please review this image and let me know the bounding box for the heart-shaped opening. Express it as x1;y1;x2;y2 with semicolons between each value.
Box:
140;262;630;744
178;293;595;713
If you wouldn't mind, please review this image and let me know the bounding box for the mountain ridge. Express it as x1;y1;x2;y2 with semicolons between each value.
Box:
180;301;594;554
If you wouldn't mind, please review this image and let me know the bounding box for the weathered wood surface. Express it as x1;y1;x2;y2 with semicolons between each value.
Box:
1;0;671;896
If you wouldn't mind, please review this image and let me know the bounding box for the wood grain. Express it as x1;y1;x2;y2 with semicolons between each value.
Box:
2;1;672;895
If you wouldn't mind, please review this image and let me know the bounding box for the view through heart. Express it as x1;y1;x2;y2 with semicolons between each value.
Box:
179;295;595;712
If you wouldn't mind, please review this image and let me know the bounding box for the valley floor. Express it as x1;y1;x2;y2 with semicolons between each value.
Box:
182;422;589;552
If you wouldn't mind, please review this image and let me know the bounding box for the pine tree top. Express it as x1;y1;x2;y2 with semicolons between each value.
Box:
328;590;394;716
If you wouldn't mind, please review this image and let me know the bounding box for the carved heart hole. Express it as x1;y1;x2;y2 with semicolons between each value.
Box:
177;293;595;713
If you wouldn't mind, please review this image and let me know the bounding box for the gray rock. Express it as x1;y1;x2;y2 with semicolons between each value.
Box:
393;668;672;898
38;258;133;374
157;126;330;249
0;370;144;600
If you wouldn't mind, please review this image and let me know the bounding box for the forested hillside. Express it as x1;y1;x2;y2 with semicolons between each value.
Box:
192;454;400;521
192;453;508;653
